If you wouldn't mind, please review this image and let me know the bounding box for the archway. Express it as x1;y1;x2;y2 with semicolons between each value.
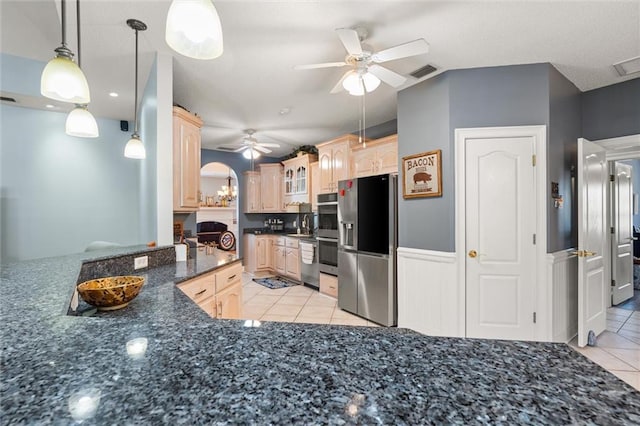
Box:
197;162;239;251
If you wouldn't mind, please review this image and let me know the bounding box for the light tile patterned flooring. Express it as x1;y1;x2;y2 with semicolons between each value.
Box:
241;272;379;327
569;301;640;391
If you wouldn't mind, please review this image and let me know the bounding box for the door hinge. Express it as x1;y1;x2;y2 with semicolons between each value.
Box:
532;155;536;166
612;279;616;286
533;312;537;323
610;174;615;182
533;234;536;245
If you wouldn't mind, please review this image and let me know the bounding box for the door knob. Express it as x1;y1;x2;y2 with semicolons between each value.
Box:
468;250;477;258
571;250;598;257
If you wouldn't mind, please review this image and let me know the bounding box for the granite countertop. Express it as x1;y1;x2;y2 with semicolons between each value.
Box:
1;247;639;424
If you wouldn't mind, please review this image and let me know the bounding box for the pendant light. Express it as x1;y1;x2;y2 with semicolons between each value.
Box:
65;0;99;138
41;0;91;104
165;0;223;60
124;19;147;159
343;70;380;96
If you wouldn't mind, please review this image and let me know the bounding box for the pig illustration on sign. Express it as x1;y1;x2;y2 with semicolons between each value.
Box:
413;172;431;184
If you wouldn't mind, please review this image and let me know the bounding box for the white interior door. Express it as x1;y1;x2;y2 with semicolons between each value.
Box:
577;138;608;347
612;162;634;305
466;136;536;340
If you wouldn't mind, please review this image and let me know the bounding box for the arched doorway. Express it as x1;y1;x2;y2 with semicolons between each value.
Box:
197;162;239;252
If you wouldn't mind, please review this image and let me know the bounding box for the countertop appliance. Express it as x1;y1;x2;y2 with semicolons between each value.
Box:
299;239;319;289
337;174;397;326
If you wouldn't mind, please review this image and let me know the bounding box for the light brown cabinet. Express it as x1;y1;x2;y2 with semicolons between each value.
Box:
243;234;271;273
259;163;283;212
243;171;261;213
285;238;301;281
177;261;243;319
319;272;338;298
282;154;317;205
350;134;398;178
310;161;319;211
317;135;357;193
173;107;203;212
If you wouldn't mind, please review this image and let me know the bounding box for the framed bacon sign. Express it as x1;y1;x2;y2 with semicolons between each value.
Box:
402;149;442;199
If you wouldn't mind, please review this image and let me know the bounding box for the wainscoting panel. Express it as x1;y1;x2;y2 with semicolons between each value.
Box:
547;249;578;343
397;248;462;337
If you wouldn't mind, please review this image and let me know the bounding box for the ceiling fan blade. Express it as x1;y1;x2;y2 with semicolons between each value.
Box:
371;39;429;63
257;143;280;148
233;146;247;153
253;145;272;154
335;28;362;55
368;64;407;88
294;62;347;70
330;71;352;94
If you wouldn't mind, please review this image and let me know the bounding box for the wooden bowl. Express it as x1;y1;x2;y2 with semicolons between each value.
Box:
77;276;145;311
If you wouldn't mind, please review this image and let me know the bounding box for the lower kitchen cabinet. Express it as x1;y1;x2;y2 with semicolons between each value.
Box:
177;262;243;319
243;234;271;273
319;272;338;298
285;238;300;281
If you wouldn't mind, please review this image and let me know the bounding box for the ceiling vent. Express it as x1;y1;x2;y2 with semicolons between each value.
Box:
409;64;437;79
613;56;640;76
216;146;238;152
1;95;17;103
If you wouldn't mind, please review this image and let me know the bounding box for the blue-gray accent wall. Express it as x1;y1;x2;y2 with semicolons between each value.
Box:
581;78;640;141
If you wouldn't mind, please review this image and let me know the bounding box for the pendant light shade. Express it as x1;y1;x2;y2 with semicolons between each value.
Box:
124;134;146;159
41;0;90;103
66;105;99;137
165;0;223;60
65;0;98;138
343;71;380;96
124;19;147;159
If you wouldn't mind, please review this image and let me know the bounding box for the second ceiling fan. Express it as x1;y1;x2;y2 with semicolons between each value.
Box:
295;27;429;95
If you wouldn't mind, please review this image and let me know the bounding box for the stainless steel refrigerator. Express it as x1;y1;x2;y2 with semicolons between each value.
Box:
337;174;397;326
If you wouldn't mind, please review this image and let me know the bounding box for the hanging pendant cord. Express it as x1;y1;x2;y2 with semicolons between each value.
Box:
61;0;67;47
76;0;81;68
133;27;139;135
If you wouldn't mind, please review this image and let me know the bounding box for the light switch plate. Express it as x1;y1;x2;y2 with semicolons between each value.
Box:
134;256;148;270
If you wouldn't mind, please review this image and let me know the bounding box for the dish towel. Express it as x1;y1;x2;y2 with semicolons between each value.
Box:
300;242;314;265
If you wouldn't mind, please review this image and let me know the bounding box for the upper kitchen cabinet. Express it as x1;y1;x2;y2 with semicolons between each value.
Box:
259;163;284;212
310;161;319;211
173;107;203;212
282;153;317;205
350;134;398;178
317;134;357;194
243;171;261;213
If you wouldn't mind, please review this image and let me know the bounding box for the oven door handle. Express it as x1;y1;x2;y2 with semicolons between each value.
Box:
316;237;338;242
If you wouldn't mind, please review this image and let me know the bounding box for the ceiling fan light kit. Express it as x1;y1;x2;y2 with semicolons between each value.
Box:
165;0;224;60
41;0;91;104
242;149;260;159
295;27;429;96
124;19;147;159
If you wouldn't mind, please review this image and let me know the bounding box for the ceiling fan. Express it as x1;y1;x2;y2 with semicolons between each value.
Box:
217;129;280;159
294;27;429;95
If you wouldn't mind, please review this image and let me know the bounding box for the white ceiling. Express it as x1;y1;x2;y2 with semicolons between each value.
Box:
1;0;639;158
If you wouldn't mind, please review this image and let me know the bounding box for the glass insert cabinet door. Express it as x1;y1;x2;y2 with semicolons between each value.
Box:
284;167;295;194
296;165;307;194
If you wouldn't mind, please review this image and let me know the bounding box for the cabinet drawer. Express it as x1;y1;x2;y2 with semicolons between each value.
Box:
319;273;338;298
274;237;286;246
215;262;243;293
198;295;217;318
285;238;299;248
178;272;215;302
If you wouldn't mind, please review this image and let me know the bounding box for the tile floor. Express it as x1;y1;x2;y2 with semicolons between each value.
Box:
569;291;640;391
241;272;379;327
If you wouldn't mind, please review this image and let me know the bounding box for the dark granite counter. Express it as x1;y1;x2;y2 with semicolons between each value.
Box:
1;247;639;424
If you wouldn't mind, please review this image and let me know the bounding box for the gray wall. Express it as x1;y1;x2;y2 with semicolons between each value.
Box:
548;65;581;251
0;105;142;261
581;78;640;141
397;73;451;251
139;57;158;245
398;63;551;252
